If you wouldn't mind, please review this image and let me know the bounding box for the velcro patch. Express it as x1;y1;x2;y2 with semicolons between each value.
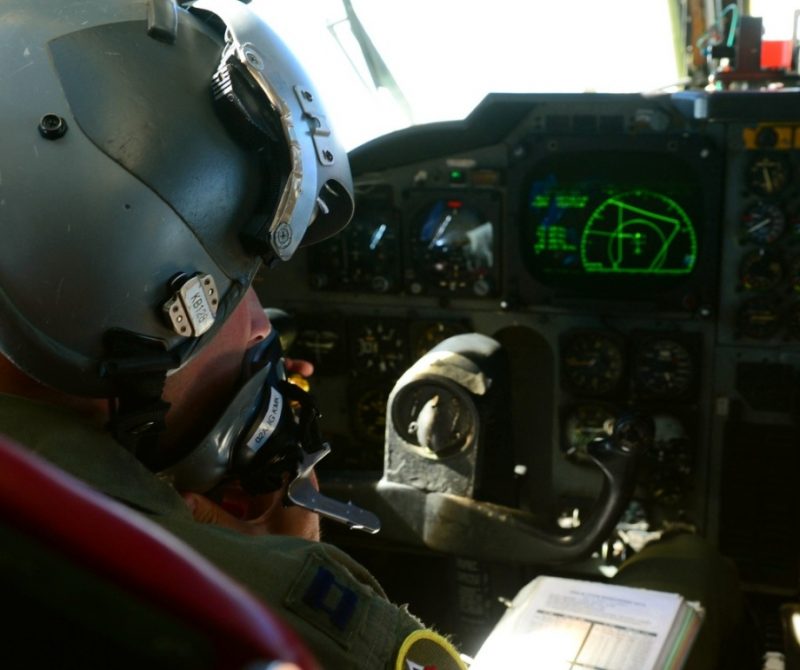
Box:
395;630;467;670
303;564;358;630
285;552;367;648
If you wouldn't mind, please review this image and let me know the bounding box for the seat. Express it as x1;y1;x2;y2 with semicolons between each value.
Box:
0;432;319;670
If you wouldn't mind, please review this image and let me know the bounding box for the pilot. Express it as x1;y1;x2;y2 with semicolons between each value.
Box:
0;1;465;668
0;2;761;669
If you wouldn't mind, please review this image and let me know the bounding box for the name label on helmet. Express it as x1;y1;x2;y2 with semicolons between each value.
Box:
186;283;212;329
164;273;219;337
246;387;284;453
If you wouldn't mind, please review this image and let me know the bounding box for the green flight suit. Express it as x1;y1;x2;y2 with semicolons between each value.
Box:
0;393;428;669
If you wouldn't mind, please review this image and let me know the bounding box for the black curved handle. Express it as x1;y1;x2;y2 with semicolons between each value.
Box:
365;411;653;564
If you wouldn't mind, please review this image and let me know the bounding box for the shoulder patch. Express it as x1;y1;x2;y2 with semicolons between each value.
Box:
303;564;358;630
285;551;368;649
395;630;467;670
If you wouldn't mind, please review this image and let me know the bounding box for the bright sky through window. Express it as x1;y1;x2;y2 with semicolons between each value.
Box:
254;0;680;150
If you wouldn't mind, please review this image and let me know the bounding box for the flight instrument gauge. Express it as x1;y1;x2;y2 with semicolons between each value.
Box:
292;318;347;375
747;152;792;197
644;414;692;507
410;319;469;359
632;337;695;399
562;403;617;462
736;295;782;340
581;190;696;275
406;192;500;297
739;201;786;245
350;383;391;463
308;203;401;293
349;318;409;377
560;330;625;396
739;248;784;291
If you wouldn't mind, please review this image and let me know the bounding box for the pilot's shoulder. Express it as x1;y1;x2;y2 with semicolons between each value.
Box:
281;541;466;670
160;520;432;668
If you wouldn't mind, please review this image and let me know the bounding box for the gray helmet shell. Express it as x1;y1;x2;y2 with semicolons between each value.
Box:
0;0;353;397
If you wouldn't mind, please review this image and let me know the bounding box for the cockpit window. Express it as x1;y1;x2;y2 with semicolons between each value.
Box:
251;0;683;150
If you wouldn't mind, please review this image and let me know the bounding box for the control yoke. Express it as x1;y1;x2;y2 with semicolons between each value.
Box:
370;333;653;564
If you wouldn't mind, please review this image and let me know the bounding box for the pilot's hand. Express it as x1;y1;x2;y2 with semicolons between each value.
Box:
284;357;313;378
184;480;321;542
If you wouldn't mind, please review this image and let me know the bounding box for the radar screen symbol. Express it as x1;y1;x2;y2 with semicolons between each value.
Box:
581;190;697;275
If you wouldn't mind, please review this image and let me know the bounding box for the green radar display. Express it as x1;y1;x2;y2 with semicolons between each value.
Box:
520;147;709;301
580;190;697;275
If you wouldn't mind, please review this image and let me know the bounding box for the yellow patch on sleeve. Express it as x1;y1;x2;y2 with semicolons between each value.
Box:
395;629;467;670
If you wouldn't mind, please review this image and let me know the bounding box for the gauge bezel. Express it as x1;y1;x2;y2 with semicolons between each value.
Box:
739;199;786;246
560;401;618;463
402;188;502;298
739;247;785;292
630;332;700;401
347;315;410;377
746;151;793;197
559;329;626;398
735;294;784;340
291;313;348;375
409;318;471;360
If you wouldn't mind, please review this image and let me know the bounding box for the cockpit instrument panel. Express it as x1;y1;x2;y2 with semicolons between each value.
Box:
257;92;800;599
513;135;721;310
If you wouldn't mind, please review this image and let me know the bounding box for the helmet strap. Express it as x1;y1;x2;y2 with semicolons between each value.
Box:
101;330;176;463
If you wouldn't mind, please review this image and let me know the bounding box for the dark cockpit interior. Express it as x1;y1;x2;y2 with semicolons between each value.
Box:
257;88;800;661
5;1;800;668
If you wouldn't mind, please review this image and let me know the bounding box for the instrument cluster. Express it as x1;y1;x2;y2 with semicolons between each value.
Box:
291;313;471;378
559;329;699;402
730;128;800;342
307;184;502;299
558;328;701;511
258;92;800;552
258;92;721;527
286;311;471;470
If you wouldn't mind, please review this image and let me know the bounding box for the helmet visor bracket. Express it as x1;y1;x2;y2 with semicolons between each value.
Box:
193;0;354;263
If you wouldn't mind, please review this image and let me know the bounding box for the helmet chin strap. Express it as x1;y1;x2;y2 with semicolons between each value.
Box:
157;332;381;533
101;329;178;463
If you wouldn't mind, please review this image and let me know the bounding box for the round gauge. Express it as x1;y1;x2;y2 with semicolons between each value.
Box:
351;385;390;448
309;206;401;293
740;248;784;291
562;403;617;461
739;201;786;245
787;301;800;339
390;379;476;457
409;197;496;296
645;414;692;507
292;322;346;375
632;338;694;399
410;320;468;359
581;190;696;275
747;152;792;196
349;319;408;376
736;295;782;340
561;331;624;396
